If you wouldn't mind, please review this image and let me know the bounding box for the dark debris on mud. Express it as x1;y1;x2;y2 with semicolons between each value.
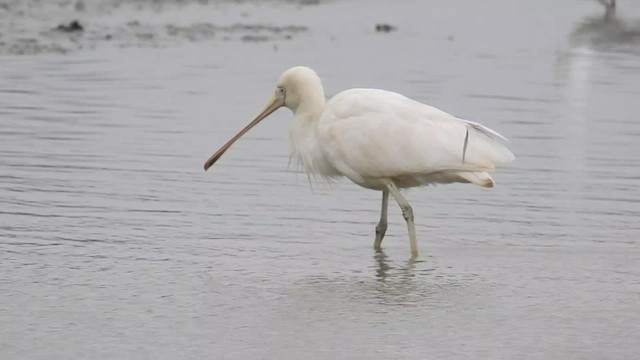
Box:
0;0;309;55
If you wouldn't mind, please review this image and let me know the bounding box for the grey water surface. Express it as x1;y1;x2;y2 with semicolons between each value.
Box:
1;0;639;359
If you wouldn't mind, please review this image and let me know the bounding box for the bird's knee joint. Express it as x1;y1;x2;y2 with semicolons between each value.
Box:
400;205;413;221
375;222;387;235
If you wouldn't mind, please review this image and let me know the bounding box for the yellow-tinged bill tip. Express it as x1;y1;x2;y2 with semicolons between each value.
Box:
203;96;283;171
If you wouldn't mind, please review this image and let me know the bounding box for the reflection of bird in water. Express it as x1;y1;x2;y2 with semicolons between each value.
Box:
374;251;392;279
373;251;420;280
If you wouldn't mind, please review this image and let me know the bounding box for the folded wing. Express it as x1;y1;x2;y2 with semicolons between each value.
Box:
318;88;514;188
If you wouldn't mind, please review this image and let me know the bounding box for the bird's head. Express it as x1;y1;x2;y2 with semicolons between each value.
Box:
203;66;323;171
275;66;323;112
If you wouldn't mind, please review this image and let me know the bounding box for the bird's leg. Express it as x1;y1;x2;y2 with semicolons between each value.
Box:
373;189;389;251
385;182;418;256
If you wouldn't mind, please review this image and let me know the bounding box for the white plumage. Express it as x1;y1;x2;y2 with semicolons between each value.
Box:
316;88;514;189
204;66;515;256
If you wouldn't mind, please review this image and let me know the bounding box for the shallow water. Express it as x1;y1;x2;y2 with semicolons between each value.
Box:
1;0;639;359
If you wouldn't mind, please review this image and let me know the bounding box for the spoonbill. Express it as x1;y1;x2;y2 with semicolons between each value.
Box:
204;66;514;256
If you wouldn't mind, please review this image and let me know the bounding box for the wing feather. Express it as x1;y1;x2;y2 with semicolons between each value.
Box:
318;89;514;182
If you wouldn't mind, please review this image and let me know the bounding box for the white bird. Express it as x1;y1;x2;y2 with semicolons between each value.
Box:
204;66;514;257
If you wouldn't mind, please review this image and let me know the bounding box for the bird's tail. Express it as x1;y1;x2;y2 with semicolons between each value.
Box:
457;171;495;188
461;119;515;167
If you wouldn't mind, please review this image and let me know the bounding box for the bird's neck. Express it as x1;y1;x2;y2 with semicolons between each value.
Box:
289;102;335;177
288;83;336;177
293;85;326;120
290;108;321;171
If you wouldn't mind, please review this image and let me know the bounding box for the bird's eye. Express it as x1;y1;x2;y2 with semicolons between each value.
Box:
276;87;286;98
